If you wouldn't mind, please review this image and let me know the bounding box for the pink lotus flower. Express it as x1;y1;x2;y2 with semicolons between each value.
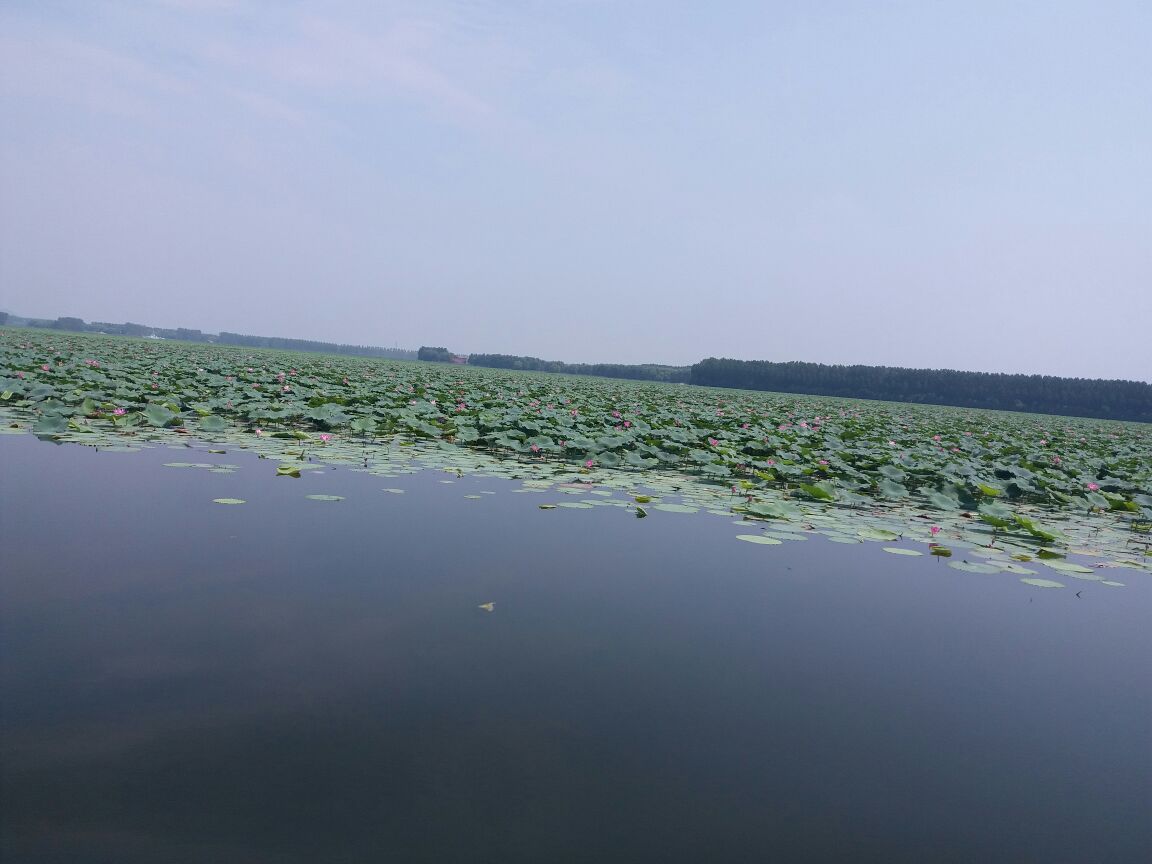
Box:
1052;456;1061;465
932;434;941;441
708;438;719;447
530;444;540;453
584;459;594;468
818;459;828;465
1087;482;1100;491
254;428;263;436
623;421;631;428
113;407;126;416
40;364;49;371
319;433;331;443
930;525;941;536
612;410;621;418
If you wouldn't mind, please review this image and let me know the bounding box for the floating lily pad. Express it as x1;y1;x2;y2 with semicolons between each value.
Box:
1040;560;1096;574
882;547;923;556
858;528;901;541
948;561;1002;573
1020;578;1065;588
212;498;246;505
305;494;344;501
999;563;1038;575
735;534;783;545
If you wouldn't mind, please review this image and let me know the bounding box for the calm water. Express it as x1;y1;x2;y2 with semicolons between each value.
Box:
1;434;1149;864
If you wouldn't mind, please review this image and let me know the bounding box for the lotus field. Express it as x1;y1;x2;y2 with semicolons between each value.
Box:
2;328;1149;581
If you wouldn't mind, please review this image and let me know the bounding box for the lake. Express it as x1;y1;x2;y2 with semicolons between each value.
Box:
2;433;1149;863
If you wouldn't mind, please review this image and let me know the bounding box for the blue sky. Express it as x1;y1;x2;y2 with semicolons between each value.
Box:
1;0;1149;379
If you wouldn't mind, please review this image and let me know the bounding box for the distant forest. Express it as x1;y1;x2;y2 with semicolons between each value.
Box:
690;358;1152;423
1;313;416;360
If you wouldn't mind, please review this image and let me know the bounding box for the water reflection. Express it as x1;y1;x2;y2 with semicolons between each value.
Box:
2;435;1149;863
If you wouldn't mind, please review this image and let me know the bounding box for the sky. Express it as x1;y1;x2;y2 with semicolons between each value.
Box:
1;0;1149;380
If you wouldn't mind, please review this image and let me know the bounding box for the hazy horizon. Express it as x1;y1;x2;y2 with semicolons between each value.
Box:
2;1;1150;380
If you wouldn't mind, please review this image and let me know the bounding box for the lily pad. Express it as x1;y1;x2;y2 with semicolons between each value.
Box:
858;528;901;541
1040;560;1096;574
948;561;1002;573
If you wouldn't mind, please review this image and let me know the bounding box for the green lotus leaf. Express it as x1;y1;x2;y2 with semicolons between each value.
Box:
735;534;783;545
142;404;177;427
1040;560;1095;574
858;528;900;541
948;561;1002;573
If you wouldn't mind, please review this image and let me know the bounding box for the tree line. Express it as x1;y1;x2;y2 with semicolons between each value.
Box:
689;358;1152;423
